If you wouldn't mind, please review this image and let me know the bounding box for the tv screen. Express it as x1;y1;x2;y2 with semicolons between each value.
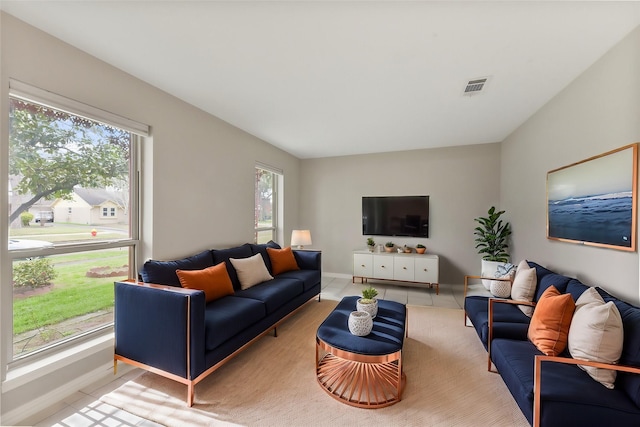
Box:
362;196;429;237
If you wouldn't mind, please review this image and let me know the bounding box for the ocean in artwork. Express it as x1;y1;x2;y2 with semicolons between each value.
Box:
548;191;633;247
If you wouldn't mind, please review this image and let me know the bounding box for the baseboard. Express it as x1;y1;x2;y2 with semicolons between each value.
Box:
323;272;352;279
3;362;132;426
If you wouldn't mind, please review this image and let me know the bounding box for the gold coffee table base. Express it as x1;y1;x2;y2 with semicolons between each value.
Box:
316;338;405;408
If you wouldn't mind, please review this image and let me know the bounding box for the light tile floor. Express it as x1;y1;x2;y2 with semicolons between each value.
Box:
23;276;469;427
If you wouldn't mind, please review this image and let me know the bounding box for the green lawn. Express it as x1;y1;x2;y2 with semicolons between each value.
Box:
13;249;129;335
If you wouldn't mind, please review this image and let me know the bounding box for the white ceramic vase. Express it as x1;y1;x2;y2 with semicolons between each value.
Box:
357;298;378;319
348;311;373;336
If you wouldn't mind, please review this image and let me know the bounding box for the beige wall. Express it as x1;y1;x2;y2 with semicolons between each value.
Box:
0;13;301;421
300;143;502;283
501;26;640;304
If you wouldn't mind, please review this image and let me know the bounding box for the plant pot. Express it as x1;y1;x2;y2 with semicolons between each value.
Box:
348;311;373;336
384;246;394;253
367;245;375;253
481;260;506;290
357;298;378;319
416;247;426;254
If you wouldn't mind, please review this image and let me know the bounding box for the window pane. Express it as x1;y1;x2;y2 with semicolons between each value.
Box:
8;95;135;359
255;229;275;244
255;168;274;230
9;97;131;246
12;248;129;358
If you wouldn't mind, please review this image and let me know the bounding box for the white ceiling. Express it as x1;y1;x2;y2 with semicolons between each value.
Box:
2;1;640;159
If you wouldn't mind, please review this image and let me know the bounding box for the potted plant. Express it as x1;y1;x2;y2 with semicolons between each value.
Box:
384;241;394;252
474;206;512;288
366;237;375;252
415;243;426;254
357;286;379;318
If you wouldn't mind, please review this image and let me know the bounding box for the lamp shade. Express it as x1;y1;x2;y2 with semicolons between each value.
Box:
291;230;312;249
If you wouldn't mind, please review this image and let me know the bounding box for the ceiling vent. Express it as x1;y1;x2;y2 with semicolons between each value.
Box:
463;77;489;96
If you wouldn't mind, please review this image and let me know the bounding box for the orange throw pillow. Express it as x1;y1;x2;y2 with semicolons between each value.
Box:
267;246;300;276
176;262;234;303
527;286;576;356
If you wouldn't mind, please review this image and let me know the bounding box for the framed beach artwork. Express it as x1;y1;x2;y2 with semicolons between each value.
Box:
547;143;638;251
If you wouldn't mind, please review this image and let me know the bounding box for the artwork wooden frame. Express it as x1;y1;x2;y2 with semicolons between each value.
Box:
547;143;638;251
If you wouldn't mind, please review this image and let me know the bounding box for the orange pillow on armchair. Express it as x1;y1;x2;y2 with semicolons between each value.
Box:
527;285;576;356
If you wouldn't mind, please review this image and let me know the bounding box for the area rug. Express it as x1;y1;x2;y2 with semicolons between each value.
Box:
102;300;528;426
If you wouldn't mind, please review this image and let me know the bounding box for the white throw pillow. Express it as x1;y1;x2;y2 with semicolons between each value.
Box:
230;253;274;290
510;261;537;316
568;287;623;389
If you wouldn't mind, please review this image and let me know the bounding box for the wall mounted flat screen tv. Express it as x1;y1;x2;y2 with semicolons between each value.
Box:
362;196;429;237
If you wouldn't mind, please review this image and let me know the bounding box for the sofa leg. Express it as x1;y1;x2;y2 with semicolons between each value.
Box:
273;327;278;338
187;383;195;407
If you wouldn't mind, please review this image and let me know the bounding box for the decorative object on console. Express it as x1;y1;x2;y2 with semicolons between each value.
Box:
357;286;378;318
403;245;412;253
474;206;512;289
291;229;312;249
384;241;394;252
415;244;426;254
348;310;373;336
366;237;375;252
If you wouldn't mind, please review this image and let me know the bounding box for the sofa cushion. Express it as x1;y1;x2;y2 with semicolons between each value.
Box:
234;277;304;314
568;287;623;389
267;246;300;275
465;296;531;347
230;253;274;290
176;263;234;303
203;296;266;351
212;245;254;290
535;273;572;301
527;261;556;282
141;250;213;287
566;279;590;301
528;286;575;356
249;241;281;273
511;261;537;316
277;269;320;292
491;338;640;426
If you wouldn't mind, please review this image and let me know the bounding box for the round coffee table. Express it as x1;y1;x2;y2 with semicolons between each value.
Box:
316;296;407;408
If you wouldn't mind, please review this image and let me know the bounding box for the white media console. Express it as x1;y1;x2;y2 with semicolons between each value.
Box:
352;250;439;294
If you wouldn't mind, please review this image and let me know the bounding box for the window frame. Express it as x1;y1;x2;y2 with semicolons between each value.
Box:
254;164;283;244
4;80;147;366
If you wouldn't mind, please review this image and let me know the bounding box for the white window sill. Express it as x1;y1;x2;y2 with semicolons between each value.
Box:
2;332;114;393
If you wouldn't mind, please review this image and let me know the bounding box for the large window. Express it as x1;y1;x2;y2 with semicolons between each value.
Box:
7;83;144;361
254;166;280;244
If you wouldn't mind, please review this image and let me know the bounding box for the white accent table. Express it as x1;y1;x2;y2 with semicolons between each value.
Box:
352;250;439;294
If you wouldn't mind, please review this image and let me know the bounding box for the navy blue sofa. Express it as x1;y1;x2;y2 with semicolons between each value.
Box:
464;261;640;427
114;242;321;406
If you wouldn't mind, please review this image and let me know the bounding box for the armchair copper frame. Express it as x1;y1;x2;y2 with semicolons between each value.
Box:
463;275;514;326
533;356;640;427
487;298;536;372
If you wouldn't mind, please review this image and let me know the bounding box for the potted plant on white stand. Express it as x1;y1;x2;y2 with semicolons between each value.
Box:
474;206;512;290
357;286;379;319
